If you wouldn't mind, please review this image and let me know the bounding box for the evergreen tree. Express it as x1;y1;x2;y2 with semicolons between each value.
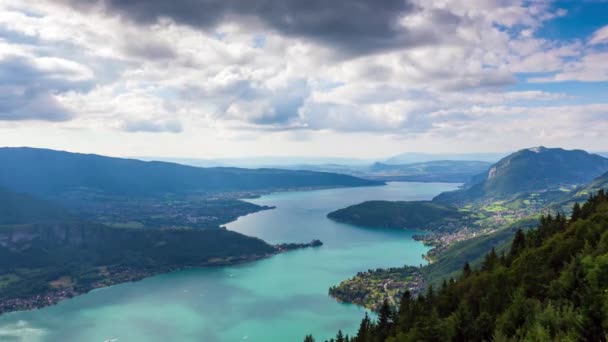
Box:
571;202;582;222
303;334;315;342
462;262;472;278
509;228;526;260
355;312;372;342
336;330;345;342
481;247;498;271
376;299;393;341
314;193;608;342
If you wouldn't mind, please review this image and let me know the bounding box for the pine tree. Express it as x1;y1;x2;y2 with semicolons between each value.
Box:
303;334;315;342
509;228;526;260
481;247;498;271
376;299;393;341
355;312;372;342
570;202;581;222
336;330;345;342
462;261;472;278
397;291;412;331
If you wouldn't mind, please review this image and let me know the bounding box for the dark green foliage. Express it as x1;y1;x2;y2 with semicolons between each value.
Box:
508;229;526;261
0;187;276;306
571;202;582;222
304;335;316;342
0;187;76;225
327;201;462;230
376;299;394;341
0;147;380;197
313;191;608;341
422;218;539;285
461;263;471;278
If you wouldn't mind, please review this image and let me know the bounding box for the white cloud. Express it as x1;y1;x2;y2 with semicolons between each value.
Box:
589;25;608;45
0;0;606;156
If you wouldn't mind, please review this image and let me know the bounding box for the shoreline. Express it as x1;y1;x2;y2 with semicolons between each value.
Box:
0;240;323;316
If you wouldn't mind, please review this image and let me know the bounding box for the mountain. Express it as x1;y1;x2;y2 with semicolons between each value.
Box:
435;147;608;202
327;201;463;230
319;192;608;341
366;160;491;183
384;152;507;164
0;147;380;197
0;187;277;313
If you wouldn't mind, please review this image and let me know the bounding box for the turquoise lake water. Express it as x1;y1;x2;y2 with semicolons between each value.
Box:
0;182;459;342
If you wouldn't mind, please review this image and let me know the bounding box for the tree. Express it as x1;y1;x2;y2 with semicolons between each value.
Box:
509;229;526;260
376;299;393;341
462;262;472;278
303;334;315;342
571;202;582;222
355;312;372;342
336;330;345;342
481;247;498;271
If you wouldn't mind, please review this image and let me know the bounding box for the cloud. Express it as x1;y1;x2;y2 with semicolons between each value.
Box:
122;119;183;133
0;52;93;121
52;0;467;56
528;52;608;82
589;25;608;45
0;0;606;152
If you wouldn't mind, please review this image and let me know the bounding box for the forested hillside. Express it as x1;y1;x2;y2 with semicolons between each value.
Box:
0;187;277;313
327;201;463;231
314;191;608;342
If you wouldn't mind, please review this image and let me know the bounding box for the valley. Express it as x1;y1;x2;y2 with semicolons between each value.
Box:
1;146;608;342
0;182;459;342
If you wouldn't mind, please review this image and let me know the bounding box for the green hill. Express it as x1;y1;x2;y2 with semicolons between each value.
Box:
435;146;608;203
0;188;276;313
571;171;608;201
0;187;77;225
327;201;463;230
318;191;608;342
0;147;381;197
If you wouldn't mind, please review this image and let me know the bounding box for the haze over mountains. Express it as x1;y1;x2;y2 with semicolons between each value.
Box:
0;147;379;198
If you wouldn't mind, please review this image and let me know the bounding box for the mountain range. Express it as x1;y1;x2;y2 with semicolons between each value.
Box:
0;147;380;198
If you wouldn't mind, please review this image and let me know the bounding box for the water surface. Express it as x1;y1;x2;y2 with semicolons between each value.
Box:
0;182;459;342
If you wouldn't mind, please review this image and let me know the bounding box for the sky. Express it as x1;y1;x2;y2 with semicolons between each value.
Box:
0;0;607;159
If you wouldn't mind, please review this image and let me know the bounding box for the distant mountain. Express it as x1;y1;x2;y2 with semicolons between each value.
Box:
384;152;507;164
366;160;491;183
138;156;372;168
435;147;608;202
0;147;380;197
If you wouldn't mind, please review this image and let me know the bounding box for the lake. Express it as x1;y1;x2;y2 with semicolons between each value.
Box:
0;182;459;342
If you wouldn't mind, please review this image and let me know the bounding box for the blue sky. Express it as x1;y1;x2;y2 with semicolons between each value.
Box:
0;0;607;158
